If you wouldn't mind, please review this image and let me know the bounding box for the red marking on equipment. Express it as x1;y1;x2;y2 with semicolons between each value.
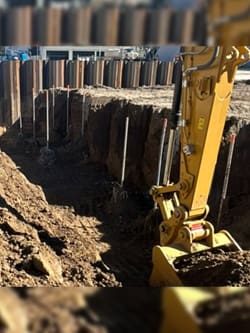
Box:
163;118;168;129
231;134;236;143
191;223;202;230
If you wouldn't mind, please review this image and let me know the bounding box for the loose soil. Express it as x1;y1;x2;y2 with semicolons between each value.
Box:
0;288;162;333
2;287;250;333
175;249;250;286
0;145;152;287
1;134;249;287
197;289;250;333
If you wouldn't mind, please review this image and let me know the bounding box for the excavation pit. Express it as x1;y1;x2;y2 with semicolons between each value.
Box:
0;84;249;287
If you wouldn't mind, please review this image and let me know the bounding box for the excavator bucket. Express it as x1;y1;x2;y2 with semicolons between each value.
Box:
161;287;248;333
161;288;212;333
150;230;242;286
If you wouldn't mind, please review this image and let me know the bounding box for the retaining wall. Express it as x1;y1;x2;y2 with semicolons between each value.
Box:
0;59;174;128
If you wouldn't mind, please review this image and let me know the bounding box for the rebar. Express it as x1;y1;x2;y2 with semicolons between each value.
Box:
52;85;55;129
32;88;36;140
217;133;237;228
81;94;86;137
121;116;129;188
156;118;168;186
163;129;176;185
46;90;49;149
66;85;70;135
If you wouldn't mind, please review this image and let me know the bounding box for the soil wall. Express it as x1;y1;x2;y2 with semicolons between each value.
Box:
32;85;250;218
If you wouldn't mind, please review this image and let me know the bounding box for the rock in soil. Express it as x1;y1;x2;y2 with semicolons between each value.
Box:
31;246;63;283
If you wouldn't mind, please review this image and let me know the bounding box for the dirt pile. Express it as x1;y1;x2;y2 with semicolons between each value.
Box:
197;289;250;333
0;145;153;287
0;151;120;287
175;249;250;286
0;288;161;333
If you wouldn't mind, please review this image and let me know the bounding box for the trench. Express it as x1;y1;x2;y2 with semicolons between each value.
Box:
0;84;249;287
30;84;250;231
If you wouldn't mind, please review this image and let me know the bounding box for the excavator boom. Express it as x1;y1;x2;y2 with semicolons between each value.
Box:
150;46;250;286
155;0;250;332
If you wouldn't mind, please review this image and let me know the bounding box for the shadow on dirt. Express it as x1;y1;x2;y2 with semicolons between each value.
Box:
2;116;250;287
13;287;162;333
81;288;162;333
0;126;158;286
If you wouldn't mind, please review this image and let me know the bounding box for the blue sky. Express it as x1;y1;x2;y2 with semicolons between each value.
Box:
168;0;196;8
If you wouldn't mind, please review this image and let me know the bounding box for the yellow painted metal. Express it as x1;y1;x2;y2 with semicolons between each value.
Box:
180;46;244;214
150;229;240;286
160;287;248;333
160;288;211;333
150;246;184;287
150;46;250;286
208;0;250;45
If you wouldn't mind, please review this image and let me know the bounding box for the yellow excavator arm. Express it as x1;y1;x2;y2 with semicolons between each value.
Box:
153;1;250;332
150;46;250;286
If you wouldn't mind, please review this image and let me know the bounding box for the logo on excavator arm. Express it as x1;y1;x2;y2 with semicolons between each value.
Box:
198;117;205;130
